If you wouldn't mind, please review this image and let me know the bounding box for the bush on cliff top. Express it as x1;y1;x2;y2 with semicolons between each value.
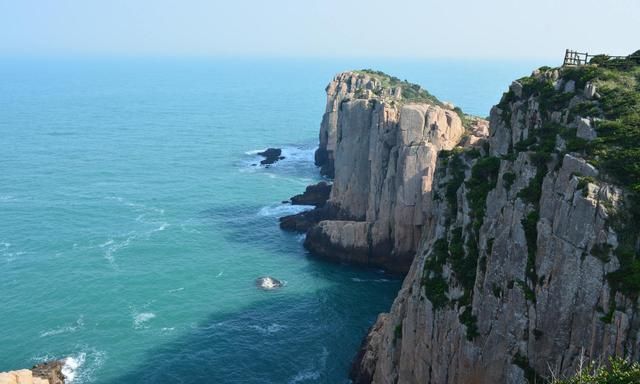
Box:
552;357;640;384
355;69;443;105
498;52;640;297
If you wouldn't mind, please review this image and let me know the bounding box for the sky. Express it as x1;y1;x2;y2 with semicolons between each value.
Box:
1;0;638;59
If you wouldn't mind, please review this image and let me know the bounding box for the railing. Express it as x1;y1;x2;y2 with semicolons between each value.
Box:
563;49;635;66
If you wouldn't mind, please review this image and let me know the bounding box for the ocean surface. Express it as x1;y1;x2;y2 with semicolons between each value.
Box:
0;57;542;383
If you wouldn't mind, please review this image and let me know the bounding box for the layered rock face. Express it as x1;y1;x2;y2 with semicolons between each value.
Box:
350;65;640;383
304;71;468;273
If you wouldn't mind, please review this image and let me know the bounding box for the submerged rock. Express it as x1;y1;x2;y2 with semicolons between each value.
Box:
257;148;285;165
255;276;283;290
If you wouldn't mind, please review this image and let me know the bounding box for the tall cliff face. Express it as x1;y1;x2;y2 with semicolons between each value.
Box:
305;71;482;273
351;59;640;383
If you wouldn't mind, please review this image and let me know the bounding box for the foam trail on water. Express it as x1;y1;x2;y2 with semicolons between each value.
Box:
40;315;85;337
258;204;314;217
133;312;156;329
248;323;287;335
245;148;267;155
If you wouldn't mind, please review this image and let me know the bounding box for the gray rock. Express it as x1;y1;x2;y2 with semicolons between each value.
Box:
584;82;597;99
349;68;634;384
576;117;597;140
564;79;576;93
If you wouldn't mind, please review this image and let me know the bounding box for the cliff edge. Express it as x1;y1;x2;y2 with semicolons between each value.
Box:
351;53;640;383
283;70;487;273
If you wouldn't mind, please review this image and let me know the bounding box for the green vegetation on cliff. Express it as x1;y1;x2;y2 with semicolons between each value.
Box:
498;51;640;297
553;357;640;384
354;69;443;105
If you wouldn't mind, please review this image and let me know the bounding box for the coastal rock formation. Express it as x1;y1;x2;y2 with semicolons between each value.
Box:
0;362;64;384
350;60;640;383
257;148;284;165
256;276;283;290
290;181;331;207
299;71;473;272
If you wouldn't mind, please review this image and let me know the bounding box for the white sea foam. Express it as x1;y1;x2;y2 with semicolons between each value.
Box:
151;222;169;232
289;370;321;383
62;353;85;382
245;148;267;155
216;271;224;278
133;312;156;329
57;349;106;384
40;315;84;337
99;217;168;266
258;204;314;217
249;323;287;335
351;277;391;283
1;242;26;263
168;287;184;293
288;347;328;383
280;147;315;163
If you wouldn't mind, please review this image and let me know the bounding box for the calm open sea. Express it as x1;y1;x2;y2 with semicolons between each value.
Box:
0;57;542;383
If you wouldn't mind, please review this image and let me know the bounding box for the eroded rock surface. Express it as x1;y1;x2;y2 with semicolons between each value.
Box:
351;67;639;383
0;361;64;384
299;71;473;272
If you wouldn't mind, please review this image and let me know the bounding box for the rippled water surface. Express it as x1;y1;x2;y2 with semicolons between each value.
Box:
0;58;540;383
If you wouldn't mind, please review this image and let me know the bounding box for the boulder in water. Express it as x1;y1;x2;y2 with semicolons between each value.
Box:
256;276;283;290
290;181;332;207
257;148;285;165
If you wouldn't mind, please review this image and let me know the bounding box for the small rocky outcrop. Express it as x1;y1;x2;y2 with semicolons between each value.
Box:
290;182;331;207
256;276;283;290
279;207;324;232
0;361;64;384
257;148;285;165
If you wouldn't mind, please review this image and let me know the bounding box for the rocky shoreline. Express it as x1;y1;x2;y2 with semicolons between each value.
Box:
0;361;64;384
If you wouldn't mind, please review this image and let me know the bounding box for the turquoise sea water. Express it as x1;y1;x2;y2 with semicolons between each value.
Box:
0;58;542;383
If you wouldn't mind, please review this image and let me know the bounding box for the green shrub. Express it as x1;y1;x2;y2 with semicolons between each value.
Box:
512;352;545;383
394;324;402;340
445;154;466;216
553;357;640;384
459;306;479;340
503;172;517;190
522;211;540;284
466;156;501;232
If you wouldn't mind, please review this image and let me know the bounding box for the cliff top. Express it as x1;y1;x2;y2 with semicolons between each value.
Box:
501;51;640;200
352;69;443;106
496;50;640;296
348;69;483;130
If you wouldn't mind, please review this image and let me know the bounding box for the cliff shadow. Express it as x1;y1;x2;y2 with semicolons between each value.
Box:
105;273;400;384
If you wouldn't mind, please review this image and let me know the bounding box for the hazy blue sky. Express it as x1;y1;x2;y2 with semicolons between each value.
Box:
1;0;638;59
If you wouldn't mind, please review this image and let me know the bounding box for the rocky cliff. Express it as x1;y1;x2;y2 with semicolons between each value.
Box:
0;362;64;384
349;56;640;383
283;70;487;273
